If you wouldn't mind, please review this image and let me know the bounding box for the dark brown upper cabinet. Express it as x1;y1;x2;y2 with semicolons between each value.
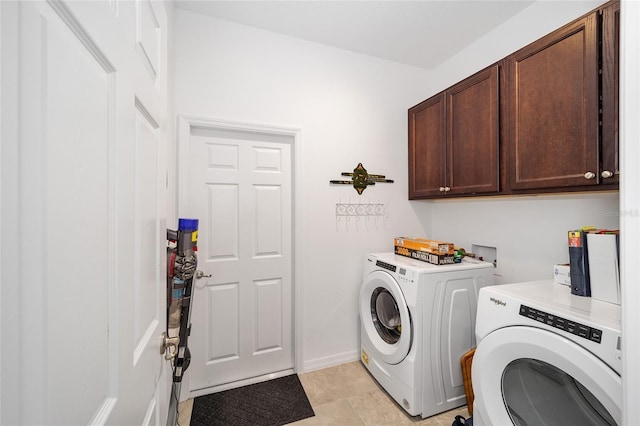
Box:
409;93;446;198
506;1;620;192
409;65;500;199
601;0;620;185
408;0;619;199
506;13;600;190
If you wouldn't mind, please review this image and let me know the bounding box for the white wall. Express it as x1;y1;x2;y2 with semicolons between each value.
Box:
425;193;619;284
173;10;433;371
418;0;619;285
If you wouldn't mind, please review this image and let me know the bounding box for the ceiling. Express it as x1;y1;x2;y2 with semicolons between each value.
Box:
173;0;535;70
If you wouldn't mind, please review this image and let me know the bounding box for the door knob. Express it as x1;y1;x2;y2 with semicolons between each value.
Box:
601;170;614;179
195;270;212;279
160;332;179;360
584;172;596;180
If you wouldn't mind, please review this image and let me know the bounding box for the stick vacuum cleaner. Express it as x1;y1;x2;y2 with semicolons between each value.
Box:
164;218;199;426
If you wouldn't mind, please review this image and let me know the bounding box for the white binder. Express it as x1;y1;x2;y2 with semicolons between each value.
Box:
586;233;620;305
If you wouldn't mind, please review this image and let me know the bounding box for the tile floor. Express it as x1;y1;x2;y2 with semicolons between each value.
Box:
177;361;470;425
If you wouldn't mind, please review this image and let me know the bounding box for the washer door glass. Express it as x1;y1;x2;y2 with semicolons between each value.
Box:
359;270;412;365
503;358;616;425
371;288;402;344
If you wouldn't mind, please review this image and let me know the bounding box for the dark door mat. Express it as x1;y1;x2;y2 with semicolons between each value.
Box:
190;374;315;426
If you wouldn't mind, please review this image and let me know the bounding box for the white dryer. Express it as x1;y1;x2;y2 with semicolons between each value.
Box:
473;280;622;426
359;253;494;418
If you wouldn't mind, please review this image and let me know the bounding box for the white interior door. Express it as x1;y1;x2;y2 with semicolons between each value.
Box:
179;118;295;395
1;1;169;424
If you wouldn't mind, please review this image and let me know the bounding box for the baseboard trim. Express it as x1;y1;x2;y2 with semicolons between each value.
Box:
301;350;360;373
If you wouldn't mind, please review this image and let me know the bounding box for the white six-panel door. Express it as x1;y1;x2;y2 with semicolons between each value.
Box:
178;118;295;395
1;1;169;424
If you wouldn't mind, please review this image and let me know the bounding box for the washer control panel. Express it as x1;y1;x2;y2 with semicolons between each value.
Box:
375;260;415;284
520;304;602;344
376;260;396;272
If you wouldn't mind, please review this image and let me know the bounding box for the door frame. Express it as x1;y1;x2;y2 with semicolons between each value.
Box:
175;115;303;399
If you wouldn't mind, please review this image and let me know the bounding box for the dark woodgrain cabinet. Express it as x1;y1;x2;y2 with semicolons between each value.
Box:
409;94;446;198
507;11;604;191
409;65;499;199
408;0;619;199
601;0;620;185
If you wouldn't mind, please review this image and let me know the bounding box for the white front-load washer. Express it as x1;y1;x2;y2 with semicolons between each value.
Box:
473;280;622;426
359;253;494;418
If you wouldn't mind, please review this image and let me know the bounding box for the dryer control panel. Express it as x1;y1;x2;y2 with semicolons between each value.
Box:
520;304;603;344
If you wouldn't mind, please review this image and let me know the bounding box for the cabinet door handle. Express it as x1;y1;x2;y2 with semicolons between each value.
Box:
601;170;614;179
439;187;446;192
444;186;451;192
584;172;596;180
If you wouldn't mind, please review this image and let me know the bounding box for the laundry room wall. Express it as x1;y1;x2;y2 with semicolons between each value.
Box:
409;0;619;285
172;9;434;373
426;193;619;284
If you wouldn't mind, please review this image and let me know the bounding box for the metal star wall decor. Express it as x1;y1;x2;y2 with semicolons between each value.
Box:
330;163;394;194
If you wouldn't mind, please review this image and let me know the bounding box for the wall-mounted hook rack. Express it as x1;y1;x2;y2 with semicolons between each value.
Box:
335;202;385;217
335;198;388;232
330;163;394;194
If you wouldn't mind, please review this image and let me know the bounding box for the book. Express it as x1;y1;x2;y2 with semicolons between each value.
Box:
568;228;592;297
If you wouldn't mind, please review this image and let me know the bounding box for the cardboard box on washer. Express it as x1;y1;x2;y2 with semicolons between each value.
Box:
554;263;571;286
394;237;455;265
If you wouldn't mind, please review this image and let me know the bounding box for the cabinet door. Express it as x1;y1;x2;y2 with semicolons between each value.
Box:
409;94;446;198
507;13;599;190
447;65;500;195
601;0;620;185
